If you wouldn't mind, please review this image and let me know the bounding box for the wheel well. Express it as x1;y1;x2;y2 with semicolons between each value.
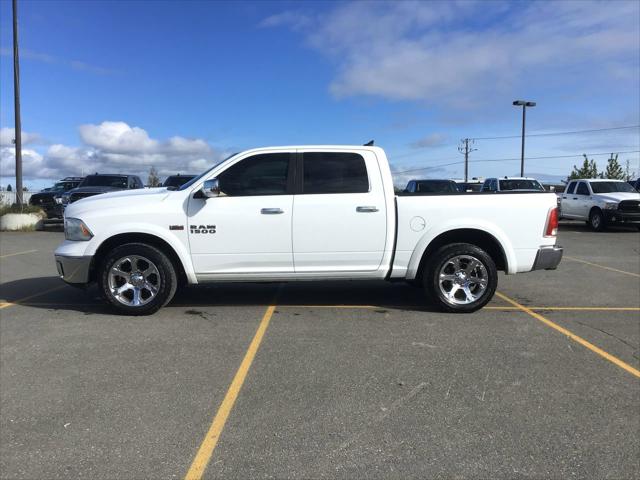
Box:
91;233;188;285
415;229;507;281
589;206;602;217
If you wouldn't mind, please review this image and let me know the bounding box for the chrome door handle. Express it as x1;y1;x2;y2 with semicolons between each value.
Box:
356;206;379;213
261;208;284;214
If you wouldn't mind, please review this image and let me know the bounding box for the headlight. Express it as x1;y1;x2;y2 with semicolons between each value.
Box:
54;196;63;204
61;194;71;205
604;202;618;210
64;218;94;241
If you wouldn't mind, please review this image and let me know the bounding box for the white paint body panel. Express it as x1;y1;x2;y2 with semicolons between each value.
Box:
188;195;294;274
55;145;559;285
292;148;391;274
393;193;557;277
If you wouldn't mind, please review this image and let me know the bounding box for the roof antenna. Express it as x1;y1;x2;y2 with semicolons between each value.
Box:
364;140;374;146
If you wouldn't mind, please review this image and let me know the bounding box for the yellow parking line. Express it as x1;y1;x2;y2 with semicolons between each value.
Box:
0;285;67;309
496;292;640;378
0;249;38;259
276;305;640;312
488;305;637;312
564;255;640;278
184;304;277;480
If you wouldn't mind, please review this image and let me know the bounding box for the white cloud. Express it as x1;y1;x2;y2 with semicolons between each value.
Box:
78;121;158;153
0;147;58;179
0;121;223;181
410;133;448;149
262;1;640;107
0;47;118;75
259;11;312;30
0;128;44;147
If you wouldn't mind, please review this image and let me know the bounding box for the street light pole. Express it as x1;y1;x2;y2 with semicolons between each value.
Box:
12;0;23;205
513;100;536;177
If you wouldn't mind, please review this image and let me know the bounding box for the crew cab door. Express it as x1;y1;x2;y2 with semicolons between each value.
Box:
561;181;577;217
292;150;387;272
574;181;592;219
187;152;295;275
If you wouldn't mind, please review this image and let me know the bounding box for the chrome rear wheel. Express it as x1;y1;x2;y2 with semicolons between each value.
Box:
438;254;488;305
423;243;497;313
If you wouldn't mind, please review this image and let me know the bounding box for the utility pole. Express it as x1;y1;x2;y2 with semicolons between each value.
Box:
458;138;476;182
12;0;23;205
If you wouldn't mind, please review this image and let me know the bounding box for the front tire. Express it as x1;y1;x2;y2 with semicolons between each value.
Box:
423;243;497;313
98;243;177;315
589;209;606;232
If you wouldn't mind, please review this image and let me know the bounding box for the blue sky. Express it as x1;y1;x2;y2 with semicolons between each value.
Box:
1;0;639;190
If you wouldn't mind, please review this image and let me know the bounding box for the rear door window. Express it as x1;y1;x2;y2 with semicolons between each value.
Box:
566;182;575;194
302;152;369;194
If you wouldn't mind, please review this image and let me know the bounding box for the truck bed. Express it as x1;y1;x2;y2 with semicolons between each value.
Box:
391;192;558;278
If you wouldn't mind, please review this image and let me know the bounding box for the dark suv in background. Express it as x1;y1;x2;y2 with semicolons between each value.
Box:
60;174;144;207
162;174;196;189
29;177;83;218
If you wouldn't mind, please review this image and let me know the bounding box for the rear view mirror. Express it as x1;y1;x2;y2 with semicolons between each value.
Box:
201;178;221;198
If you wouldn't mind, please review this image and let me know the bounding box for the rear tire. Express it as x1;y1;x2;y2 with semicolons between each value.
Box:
589;209;606;232
422;243;497;313
97;243;177;315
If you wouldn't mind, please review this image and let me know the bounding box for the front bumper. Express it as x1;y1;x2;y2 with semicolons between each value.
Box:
55;255;92;284
532;245;563;271
603;210;640;223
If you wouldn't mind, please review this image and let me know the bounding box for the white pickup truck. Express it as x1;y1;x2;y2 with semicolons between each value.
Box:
560;178;640;231
54;146;562;315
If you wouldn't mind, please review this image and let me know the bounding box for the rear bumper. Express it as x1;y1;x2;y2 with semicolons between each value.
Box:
604;210;640;223
55;255;92;284
532;245;563;271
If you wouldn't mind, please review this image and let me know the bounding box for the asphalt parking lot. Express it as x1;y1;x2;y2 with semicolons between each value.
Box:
1;222;639;479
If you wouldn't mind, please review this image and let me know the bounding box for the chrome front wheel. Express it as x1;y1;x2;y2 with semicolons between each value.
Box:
108;255;160;306
98;243;177;315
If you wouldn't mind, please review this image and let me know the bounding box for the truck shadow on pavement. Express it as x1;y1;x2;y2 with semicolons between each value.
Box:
0;277;442;314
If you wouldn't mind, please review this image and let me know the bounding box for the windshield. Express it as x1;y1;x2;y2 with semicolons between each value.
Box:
49;182;67;192
81;175;128;188
499;179;544;191
177;153;239;191
415;180;458;193
590;181;637;194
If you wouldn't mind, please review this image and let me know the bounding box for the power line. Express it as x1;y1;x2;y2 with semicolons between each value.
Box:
392;150;640;175
471;150;640;162
472;125;640;141
392;125;640;161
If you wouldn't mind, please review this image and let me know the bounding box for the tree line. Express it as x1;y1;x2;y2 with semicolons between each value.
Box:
568;153;635;181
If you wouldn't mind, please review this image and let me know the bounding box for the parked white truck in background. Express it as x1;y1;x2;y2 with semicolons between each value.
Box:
54;146;562;315
560;179;640;231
